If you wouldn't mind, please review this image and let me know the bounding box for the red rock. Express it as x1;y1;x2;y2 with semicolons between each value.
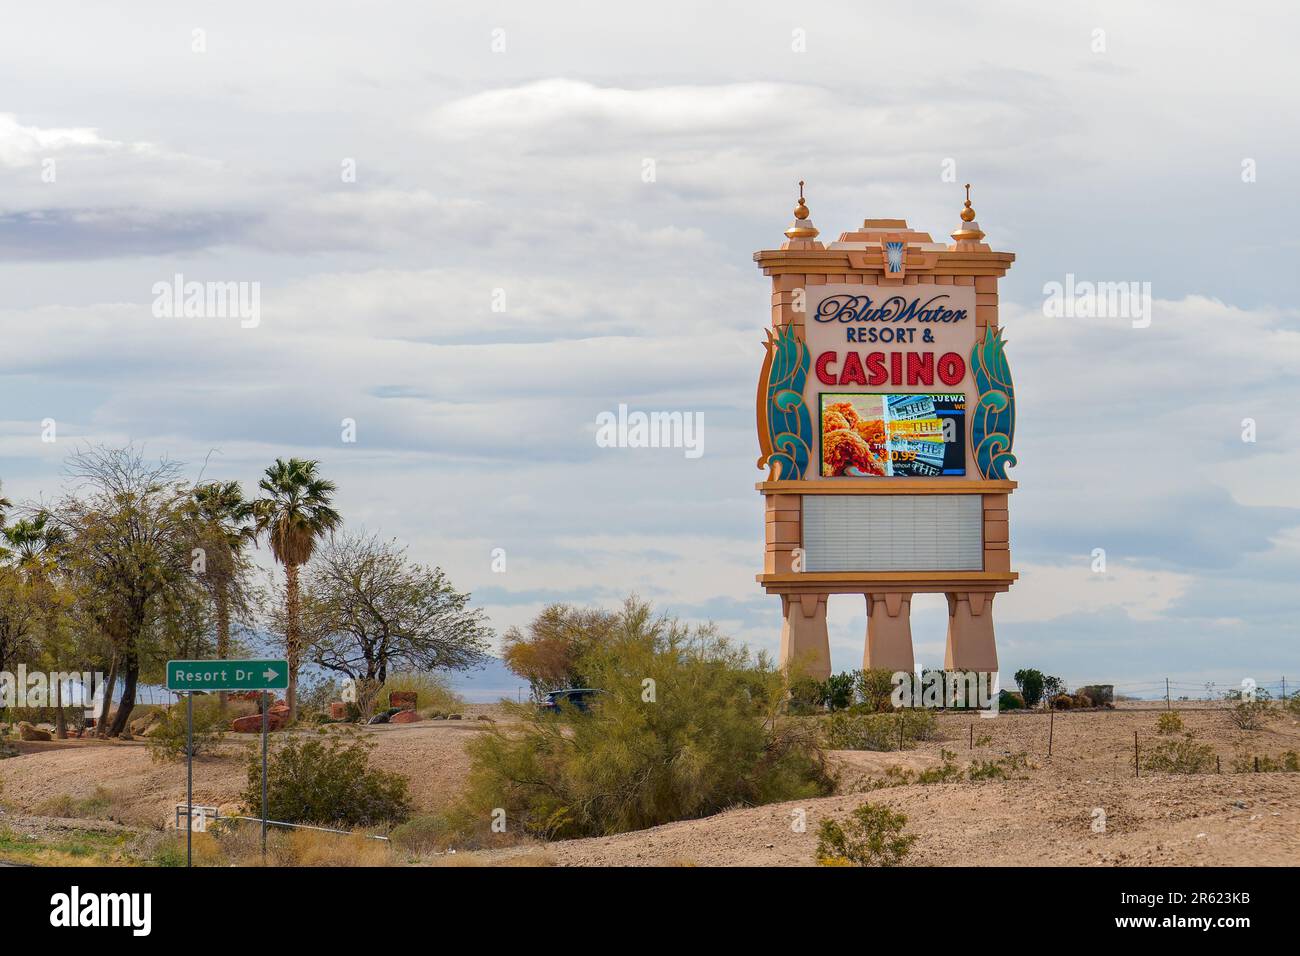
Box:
390;710;422;724
230;713;286;733
389;691;418;710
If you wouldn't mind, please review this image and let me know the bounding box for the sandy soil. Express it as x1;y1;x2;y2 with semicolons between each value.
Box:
0;709;502;827
467;706;1300;867
3;704;1298;865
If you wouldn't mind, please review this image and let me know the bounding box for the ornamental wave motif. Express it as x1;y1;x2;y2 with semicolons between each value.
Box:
756;325;812;480
969;326;1017;480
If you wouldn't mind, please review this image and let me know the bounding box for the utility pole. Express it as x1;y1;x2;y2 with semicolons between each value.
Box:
1165;678;1170;710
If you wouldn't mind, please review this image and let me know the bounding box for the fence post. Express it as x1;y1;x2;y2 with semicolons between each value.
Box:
1048;708;1054;757
969;723;973;750
1134;730;1139;778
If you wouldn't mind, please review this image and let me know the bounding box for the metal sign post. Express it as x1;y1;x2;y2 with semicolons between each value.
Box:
166;659;289;870
186;692;193;868
262;689;269;861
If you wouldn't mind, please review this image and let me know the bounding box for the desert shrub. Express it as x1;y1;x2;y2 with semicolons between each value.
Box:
1049;694;1072;710
855;668;896;712
390;813;456;854
915;750;964;785
380;672;461;714
825;712;897;751
967;752;1032;781
243;735;411;828
1077;684;1114;707
900;708;937;741
33;786;114;819
858;765;918;791
271;829;394;867
1142;733;1215;774
997;690;1024;710
1014;669;1045;708
1286;695;1300;718
1155;711;1184;735
148;696;227;762
825;709;935;751
1230;750;1300;773
459;598;834;841
787;675;824;715
1073;693;1092;709
816;801;916;867
1229;699;1275;731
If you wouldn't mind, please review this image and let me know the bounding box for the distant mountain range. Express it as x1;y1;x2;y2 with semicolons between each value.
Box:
448;657;529;704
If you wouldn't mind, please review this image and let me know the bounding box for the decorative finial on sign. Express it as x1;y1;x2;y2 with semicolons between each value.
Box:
951;182;986;244
785;179;819;240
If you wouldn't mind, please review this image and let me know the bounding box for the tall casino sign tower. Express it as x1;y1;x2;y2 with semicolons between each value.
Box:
755;183;1018;679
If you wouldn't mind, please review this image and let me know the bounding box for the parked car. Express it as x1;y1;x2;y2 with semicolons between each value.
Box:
539;688;605;714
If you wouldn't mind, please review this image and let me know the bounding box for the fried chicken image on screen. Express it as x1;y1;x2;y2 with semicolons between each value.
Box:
825;400;860;428
854;418;886;452
822;427;885;477
823;409;850;433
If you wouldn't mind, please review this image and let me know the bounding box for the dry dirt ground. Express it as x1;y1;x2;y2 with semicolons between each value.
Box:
3;703;1299;866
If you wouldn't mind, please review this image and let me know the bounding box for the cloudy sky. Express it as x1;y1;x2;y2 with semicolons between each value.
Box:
2;1;1296;698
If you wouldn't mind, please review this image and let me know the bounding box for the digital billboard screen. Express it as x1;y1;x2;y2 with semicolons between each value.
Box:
819;393;966;478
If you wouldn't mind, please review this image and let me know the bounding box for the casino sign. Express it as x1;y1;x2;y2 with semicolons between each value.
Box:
755;183;1017;679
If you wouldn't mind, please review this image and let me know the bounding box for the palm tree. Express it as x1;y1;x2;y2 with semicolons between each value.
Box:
254;459;341;722
190;481;255;709
2;513;65;581
3;512;70;735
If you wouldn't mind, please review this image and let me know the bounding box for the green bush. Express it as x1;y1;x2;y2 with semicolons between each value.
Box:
855;668;897;712
822;672;856;712
997;690;1024;710
1155;711;1184;735
243;736;411;828
787;676;824;715
1014;669;1045;708
458;598;834;841
148;696;227;762
1142;733;1215;774
824;709;935;751
816;802;916;867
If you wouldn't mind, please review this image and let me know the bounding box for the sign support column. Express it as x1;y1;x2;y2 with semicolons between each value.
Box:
261;689;269;860
186;691;193;868
167;658;288;868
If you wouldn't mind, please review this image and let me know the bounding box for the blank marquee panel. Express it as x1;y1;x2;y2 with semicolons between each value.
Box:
803;495;983;571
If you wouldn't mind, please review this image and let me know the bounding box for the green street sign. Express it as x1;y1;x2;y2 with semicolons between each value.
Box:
166;659;289;692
